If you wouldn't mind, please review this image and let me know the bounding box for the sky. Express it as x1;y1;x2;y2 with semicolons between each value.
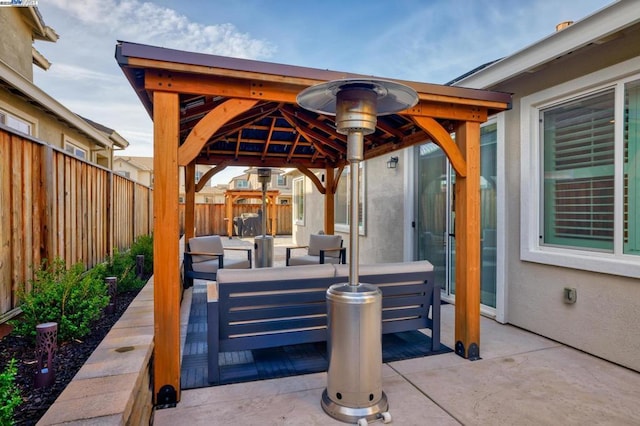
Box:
32;0;614;184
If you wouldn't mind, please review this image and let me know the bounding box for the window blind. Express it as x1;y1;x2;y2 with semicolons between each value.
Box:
543;90;615;250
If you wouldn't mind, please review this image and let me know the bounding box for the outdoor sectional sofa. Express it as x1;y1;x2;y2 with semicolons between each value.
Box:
207;260;440;384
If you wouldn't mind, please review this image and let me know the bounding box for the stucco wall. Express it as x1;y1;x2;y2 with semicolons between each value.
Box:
0;8;34;81
0;86;109;166
291;154;406;265
491;27;640;372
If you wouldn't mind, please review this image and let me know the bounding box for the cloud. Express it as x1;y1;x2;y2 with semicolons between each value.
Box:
46;0;275;59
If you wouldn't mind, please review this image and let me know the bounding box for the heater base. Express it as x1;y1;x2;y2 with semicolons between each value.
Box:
321;389;389;424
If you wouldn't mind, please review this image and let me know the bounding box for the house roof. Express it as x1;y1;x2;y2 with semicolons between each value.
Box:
114;156;154;171
115;41;511;170
0;58;128;150
454;1;640;89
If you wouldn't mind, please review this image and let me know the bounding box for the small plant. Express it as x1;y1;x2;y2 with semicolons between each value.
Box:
11;259;109;343
0;359;23;425
130;234;154;277
104;248;145;293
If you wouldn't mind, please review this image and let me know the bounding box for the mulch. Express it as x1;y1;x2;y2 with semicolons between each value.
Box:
0;289;140;426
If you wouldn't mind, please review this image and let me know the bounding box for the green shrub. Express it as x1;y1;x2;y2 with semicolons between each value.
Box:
104;248;145;293
11;259;109;343
0;359;22;425
130;234;154;277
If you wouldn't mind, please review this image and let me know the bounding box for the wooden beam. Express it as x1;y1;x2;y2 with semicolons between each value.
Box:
411;116;467;177
185;162;196;241
178;98;258;166
297;165;326;194
152;91;181;404
145;71;303;104
195;162;228;192
454;121;481;360
407;99;491;122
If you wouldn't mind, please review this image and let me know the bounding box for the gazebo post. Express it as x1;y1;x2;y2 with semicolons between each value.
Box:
185;162;196;240
453;121;482;360
324;166;335;235
225;194;234;237
152;91;181;404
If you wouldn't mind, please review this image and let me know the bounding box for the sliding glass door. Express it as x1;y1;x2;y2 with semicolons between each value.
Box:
415;122;497;308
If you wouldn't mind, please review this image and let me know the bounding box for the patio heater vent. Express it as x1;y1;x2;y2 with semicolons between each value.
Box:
297;78;418;424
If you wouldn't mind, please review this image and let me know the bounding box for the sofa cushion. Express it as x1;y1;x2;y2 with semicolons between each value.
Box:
333;260;434;278
217;263;335;284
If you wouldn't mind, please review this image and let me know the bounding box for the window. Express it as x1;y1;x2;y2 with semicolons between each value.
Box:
277;175;287;186
0;109;33;135
293;177;304;225
335;163;365;234
235;179;249;189
541;90;615;251
64;141;87;159
116;171;131;179
521;60;640;278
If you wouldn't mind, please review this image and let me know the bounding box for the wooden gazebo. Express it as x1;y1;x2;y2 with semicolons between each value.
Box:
116;41;511;404
224;189;279;237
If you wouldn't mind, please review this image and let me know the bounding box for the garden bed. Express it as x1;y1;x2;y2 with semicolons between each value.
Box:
0;289;140;425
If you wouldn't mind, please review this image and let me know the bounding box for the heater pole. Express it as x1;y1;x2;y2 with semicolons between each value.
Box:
347;130;364;287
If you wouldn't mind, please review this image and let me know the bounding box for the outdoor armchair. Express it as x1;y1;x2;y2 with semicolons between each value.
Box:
183;235;252;287
286;234;346;266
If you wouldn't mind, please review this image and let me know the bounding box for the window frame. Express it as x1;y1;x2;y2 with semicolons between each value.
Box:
63;135;88;160
334;163;366;235
293;176;305;225
0;106;36;136
520;56;640;278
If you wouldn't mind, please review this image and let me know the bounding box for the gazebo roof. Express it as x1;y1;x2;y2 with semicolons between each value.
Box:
115;41;511;170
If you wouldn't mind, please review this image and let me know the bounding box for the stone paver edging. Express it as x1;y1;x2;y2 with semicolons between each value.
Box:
37;278;155;425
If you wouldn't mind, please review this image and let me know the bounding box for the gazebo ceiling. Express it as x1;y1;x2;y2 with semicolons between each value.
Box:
116;41;511;170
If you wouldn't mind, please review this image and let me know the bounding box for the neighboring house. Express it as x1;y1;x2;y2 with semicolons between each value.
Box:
0;6;127;167
113;155;229;203
293;1;640;373
229;169;292;205
113;155;154;186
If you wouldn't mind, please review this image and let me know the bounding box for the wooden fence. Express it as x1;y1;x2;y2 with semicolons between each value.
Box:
0;128;153;319
179;203;292;236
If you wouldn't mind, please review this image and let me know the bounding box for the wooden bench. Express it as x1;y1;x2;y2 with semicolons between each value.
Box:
207;261;439;384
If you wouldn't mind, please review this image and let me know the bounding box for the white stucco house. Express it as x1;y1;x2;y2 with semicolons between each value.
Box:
292;0;640;372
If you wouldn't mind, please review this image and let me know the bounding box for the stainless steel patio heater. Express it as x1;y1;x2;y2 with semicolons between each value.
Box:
297;79;418;424
247;167;283;268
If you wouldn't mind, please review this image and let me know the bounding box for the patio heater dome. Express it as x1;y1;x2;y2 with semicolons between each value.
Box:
298;78;418;425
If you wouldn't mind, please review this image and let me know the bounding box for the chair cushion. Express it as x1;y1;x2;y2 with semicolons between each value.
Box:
191;259;220;273
189;235;224;263
223;258;251;270
308;234;342;257
288;255;341;266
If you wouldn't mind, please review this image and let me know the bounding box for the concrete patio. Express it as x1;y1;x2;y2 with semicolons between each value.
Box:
155;236;640;425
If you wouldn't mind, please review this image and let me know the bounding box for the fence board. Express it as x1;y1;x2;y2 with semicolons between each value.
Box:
0;128;153;318
178;203;292;236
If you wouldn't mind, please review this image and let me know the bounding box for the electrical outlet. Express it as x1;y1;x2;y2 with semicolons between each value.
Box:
563;287;577;304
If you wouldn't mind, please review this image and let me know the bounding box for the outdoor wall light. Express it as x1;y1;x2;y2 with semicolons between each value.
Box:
387;156;399;169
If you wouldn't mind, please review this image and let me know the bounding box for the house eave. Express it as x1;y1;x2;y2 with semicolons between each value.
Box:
455;1;640;89
0;59;113;149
